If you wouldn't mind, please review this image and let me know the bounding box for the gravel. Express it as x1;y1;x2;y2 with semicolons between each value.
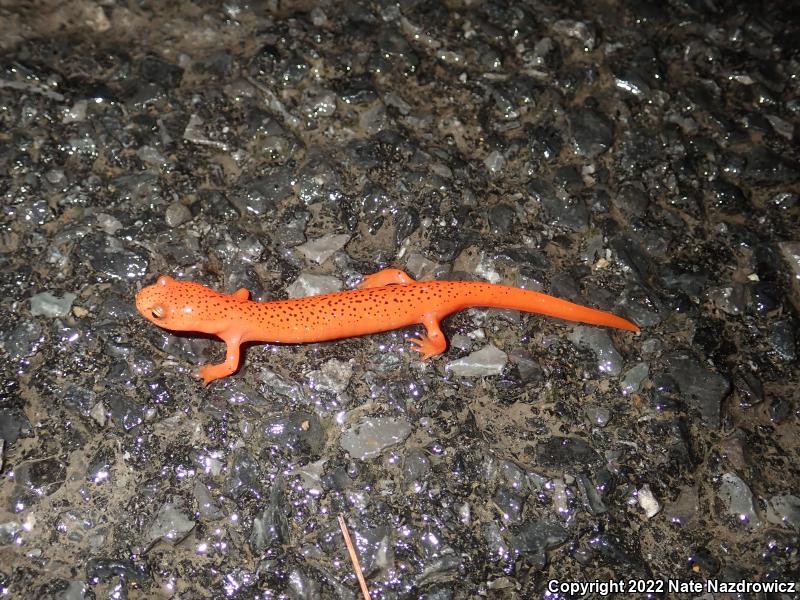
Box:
1;0;798;597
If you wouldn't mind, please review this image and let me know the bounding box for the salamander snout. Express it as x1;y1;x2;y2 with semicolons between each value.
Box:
135;276;222;334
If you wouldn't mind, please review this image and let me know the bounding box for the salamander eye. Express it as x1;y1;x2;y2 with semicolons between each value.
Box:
151;306;165;319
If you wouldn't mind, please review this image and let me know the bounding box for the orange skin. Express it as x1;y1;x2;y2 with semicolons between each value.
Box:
135;268;639;384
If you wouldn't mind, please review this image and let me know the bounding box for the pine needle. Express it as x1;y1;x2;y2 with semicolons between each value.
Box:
338;513;372;600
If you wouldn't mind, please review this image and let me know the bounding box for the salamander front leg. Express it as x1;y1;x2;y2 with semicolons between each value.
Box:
409;314;447;360
199;336;242;385
358;268;416;289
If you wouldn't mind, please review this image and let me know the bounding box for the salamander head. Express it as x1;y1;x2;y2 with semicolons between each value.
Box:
136;275;223;334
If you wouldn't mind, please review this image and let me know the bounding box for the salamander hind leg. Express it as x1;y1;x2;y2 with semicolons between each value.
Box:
199;337;242;385
358;268;416;289
410;314;447;361
231;288;250;301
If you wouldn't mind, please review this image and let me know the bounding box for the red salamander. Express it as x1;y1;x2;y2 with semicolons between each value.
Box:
135;268;639;384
